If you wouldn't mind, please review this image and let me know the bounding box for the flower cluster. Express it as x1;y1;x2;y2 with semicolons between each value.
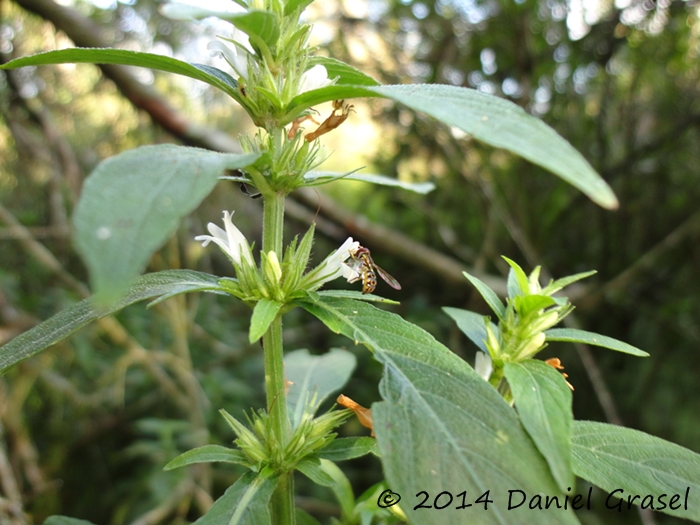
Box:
467;258;593;388
161;0;334;129
195;211;363;298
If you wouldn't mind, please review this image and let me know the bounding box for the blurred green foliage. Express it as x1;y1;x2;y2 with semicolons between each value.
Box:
1;0;699;523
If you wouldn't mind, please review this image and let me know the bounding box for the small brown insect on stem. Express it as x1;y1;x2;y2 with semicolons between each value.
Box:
304;100;355;142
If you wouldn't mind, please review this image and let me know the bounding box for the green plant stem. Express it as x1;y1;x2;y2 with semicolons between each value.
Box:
263;191;285;256
261;191;295;525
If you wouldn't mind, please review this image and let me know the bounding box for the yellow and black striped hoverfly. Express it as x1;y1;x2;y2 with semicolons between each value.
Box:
348;246;402;295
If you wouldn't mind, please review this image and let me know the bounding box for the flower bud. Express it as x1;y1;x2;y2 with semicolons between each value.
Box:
517;332;547;359
528;310;560;335
485;322;501;358
264;250;283;286
475;351;493;381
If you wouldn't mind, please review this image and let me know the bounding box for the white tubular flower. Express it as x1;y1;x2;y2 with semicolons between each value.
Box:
299;65;332;94
195;210;254;266
327;237;361;282
208;29;257;81
302;237;361;290
475;351;493;382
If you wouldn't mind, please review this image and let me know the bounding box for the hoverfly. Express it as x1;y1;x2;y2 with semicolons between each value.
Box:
348;246;402;294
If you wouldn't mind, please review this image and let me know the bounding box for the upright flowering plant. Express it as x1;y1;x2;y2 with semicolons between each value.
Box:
2;1;699;524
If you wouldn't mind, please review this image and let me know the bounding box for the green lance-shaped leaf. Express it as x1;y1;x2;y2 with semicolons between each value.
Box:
299;296;579;525
316;436;379;462
572;421;700;521
463;270;506;320
295;509;322;525
0;270;225;372
545;328;649;357
507;267;522;299
540;270;596;296
316;290;399;304
503;257;531;297
296;456;336;487
161;6;281;50
307;57;380;87
284;0;315;16
0;49;242;103
72;146;259;305
44;518;97;525
318;459;356;521
227;11;280;50
374;85;618;209
303;171;435;194
249;298;283;343
504;360;574;493
286;84;617;209
284;348;356;428
193;471;278;525
164;445;249;471
513;295;557;318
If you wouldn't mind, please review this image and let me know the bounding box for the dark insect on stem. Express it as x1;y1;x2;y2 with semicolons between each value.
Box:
240;183;262;199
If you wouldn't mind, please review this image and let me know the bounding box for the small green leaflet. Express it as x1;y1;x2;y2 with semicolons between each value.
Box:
284;0;315;15
303;171;435;194
316;290;399;304
503;257;531;297
158;6;280;49
164;445;248;470
504;360;574;493
44;518;97;525
307;57;380;87
249;299;283;343
545;328;649;357
296;457;336;487
463;271;506;320
316;437;378;462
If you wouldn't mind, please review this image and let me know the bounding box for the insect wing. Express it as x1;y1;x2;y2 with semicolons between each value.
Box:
374;265;402;290
366;254;401;290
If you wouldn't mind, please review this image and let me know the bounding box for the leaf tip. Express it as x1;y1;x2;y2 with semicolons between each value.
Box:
248;330;261;345
590;184;620;210
599;194;620;210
